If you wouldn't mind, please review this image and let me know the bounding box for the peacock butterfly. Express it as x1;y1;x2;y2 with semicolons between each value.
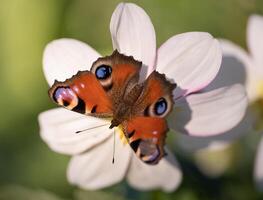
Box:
48;50;176;165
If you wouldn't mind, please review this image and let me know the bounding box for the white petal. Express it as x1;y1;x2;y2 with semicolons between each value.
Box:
67;134;132;190
38;108;112;155
255;136;263;190
175;112;252;152
110;3;156;76
169;84;248;136
43;38;101;86
247;15;263;67
210;39;260;102
127;149;182;192
157;32;222;98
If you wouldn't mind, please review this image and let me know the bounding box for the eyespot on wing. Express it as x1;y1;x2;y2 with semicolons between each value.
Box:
48;71;113;115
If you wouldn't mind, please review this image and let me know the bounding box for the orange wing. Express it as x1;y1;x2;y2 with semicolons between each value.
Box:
49;71;113;116
123;117;167;164
48;50;142;117
122;71;176;164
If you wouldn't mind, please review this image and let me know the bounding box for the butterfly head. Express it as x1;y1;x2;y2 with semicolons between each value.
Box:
109;118;121;129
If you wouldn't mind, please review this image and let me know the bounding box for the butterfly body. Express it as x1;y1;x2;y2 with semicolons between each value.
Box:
49;50;176;164
110;83;143;128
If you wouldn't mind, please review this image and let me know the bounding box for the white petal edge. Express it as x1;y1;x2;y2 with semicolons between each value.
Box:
43;38;101;86
110;3;156;76
127;148;182;192
39;108;112;155
67;133;132;190
217;39;261;102
157;32;222;99
247;15;263;68
254;135;263;191
174;111;252;152
169;84;248;136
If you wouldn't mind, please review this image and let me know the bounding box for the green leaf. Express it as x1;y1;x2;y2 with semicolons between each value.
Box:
0;185;66;200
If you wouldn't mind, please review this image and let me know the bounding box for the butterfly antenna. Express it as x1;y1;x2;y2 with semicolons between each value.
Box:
112;128;116;164
75;123;110;134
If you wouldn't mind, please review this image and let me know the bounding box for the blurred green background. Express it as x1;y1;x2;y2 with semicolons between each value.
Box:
0;0;263;199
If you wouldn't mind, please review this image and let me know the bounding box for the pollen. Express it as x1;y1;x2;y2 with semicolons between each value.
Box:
116;126;128;145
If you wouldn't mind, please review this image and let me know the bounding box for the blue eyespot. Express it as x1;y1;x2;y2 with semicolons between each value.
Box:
154;98;167;115
95;65;112;80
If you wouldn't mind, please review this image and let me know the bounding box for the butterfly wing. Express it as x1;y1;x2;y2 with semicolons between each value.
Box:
49;50;142;117
49;71;113;116
122;71;176;164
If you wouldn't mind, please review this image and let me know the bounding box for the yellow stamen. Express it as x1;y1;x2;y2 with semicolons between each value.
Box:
106;118;128;145
115;126;128;145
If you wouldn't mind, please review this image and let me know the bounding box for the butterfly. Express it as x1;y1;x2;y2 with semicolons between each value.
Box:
48;50;176;165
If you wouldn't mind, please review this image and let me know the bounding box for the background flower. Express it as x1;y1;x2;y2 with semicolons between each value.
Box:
217;14;263;190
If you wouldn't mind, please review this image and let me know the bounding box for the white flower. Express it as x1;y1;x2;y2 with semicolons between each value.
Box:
219;15;263;102
221;15;263;188
38;3;247;192
200;14;263;187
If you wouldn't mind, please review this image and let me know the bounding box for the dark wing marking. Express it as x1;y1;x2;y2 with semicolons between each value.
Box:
123;116;168;164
